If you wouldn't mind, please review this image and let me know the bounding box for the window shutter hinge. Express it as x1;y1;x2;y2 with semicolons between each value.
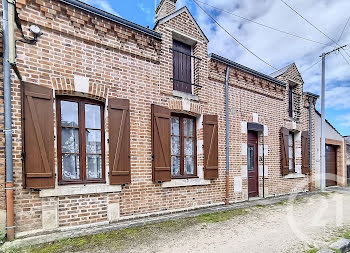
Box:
54;136;56;141
21;152;26;160
152;154;154;161
107;139;109;144
55;173;57;178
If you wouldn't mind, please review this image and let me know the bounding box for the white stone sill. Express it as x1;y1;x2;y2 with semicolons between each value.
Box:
39;184;122;198
283;173;307;179
172;90;199;101
161;178;211;188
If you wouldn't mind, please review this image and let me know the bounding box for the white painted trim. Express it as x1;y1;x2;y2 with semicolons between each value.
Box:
242;143;247;156
241;121;247;134
39;184;122;198
283;173;306;179
157;7;209;43
173;90;199;101
161;178;211;188
168;27;200;46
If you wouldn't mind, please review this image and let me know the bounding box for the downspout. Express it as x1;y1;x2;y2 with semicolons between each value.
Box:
262;133;265;198
2;0;15;240
308;96;313;192
225;66;230;205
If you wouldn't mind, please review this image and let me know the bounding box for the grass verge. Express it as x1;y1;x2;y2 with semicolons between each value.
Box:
7;208;249;253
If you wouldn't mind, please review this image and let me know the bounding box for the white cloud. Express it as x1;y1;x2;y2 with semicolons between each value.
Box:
338;113;350;128
81;0;120;17
189;0;350;125
138;1;153;23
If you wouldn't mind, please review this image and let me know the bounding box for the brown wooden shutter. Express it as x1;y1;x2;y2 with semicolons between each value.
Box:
23;83;54;189
152;104;171;182
301;131;310;174
203;115;219;179
109;98;131;185
280;127;290;176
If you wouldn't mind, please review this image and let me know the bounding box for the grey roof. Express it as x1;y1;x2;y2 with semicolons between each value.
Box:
59;0;162;39
269;63;294;78
303;92;319;99
209;53;286;87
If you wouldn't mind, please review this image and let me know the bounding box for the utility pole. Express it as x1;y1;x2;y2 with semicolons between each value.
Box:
320;45;347;191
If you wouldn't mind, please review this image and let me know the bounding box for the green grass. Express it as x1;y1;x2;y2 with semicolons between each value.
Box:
7;208;249;253
305;248;319;253
342;230;350;240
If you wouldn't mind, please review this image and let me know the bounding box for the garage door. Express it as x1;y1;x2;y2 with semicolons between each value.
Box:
326;145;337;187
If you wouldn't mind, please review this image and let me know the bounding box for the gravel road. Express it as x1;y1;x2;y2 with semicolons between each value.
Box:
121;190;350;253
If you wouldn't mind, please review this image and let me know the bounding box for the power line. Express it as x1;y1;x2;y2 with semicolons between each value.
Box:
279;0;350;59
337;16;350;43
195;0;329;46
193;0;278;70
301;59;321;74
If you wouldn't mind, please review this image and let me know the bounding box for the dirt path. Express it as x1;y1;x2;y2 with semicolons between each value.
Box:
120;191;350;253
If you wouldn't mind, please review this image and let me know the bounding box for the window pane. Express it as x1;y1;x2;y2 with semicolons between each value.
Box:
85;104;101;129
184;137;194;156
248;146;254;171
289;147;294;159
289;133;293;146
171;136;180;156
185;156;194;175
61;128;79;153
171;116;180;135
183;118;194;137
86;155;102;179
61;101;78;127
289;159;294;171
62;154;80;180
171;156;180;176
86;130;101;154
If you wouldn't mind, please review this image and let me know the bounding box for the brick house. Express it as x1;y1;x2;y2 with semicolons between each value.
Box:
0;0;333;239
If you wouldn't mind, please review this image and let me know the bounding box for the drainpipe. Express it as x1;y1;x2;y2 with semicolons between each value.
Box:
262;133;265;198
308;96;313;192
2;0;15;241
225;66;230;205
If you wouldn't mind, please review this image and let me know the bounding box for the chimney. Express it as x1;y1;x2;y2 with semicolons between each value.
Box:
155;0;177;22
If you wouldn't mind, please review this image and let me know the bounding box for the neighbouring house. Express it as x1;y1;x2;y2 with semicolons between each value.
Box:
0;0;331;240
315;111;347;188
345;136;350;185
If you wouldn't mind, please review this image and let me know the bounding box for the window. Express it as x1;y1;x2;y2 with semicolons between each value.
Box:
172;40;192;94
289;86;294;118
248;146;254;171
171;114;197;177
288;132;295;172
57;97;105;184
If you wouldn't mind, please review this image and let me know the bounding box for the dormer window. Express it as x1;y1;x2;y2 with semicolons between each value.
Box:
172;40;193;94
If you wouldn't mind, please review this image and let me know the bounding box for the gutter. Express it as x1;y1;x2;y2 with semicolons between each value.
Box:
59;0;162;40
209;53;286;87
2;0;15;241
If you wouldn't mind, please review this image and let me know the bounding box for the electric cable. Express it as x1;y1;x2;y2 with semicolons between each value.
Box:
279;0;350;59
193;0;278;70
195;0;329;47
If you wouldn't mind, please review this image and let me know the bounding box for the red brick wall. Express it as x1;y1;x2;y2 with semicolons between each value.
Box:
0;0;318;236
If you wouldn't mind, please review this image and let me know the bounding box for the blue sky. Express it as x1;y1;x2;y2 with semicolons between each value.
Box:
82;0;350;136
